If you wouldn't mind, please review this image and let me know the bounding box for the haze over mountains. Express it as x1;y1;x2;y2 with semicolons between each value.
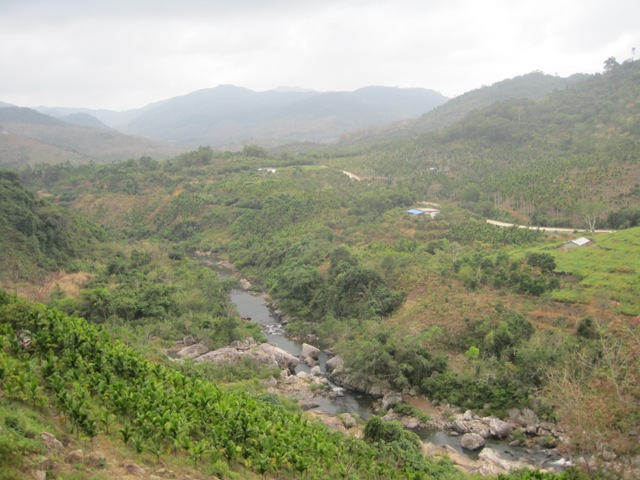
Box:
1;85;450;165
0;68;621;167
0;106;185;168
39;85;449;148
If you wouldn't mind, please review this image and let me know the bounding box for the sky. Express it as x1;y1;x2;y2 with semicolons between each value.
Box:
0;0;638;111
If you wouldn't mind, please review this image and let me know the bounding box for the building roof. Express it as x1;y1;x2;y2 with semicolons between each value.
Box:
571;237;592;246
407;209;425;215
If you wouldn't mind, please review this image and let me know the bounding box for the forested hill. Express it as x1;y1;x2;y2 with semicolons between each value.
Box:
0;107;185;167
0;169;100;282
113;85;448;148
345;59;640;228
338;70;588;143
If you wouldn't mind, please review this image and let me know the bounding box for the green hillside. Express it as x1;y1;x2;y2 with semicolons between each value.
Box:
0;170;102;285
550;227;640;315
0;292;468;480
2;143;635;478
3;61;640;479
0;107;185;167
333;60;640;228
337;71;588;145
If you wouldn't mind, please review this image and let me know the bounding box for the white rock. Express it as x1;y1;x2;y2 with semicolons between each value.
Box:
302;343;321;360
460;433;485;451
487;418;513;438
176;342;209;359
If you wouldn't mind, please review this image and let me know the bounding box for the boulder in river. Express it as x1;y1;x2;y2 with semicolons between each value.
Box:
325;355;344;372
460;433;485;451
486;417;513;439
302;343;321;360
451;412;512;439
507;408;538;429
302;343;321;365
452;417;490;438
258;343;301;372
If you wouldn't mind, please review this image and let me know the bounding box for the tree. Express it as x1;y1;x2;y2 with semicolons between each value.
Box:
242;144;267;158
577;200;606;232
603;56;620;72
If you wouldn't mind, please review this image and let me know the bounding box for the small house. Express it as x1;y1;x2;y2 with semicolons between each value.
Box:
407;207;440;218
407;208;425;216
562;237;592;251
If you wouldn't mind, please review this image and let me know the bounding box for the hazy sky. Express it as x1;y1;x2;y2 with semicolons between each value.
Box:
1;0;638;110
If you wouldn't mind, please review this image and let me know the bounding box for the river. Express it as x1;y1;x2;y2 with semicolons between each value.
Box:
229;288;375;418
207;259;563;468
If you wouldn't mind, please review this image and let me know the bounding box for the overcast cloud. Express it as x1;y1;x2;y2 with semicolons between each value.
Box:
1;0;638;110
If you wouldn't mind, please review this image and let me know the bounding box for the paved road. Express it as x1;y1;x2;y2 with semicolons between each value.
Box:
486;219;614;234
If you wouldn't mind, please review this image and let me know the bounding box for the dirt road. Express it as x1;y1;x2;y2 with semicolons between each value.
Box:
486;219;614;234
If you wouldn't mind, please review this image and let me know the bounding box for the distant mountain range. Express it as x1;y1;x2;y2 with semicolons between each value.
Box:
0;106;185;168
37;85;449;149
0;72;611;167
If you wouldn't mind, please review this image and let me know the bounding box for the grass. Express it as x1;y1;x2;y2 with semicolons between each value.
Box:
0;398;48;479
551;227;640;315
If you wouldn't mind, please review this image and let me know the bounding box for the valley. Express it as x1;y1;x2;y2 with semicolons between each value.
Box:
1;60;640;480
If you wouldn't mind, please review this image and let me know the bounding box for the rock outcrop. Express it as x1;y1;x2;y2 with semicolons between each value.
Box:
176;342;209;359
460;432;485;451
40;432;63;451
325;354;344;372
301;343;321;366
192;338;301;373
65;449;84;464
325;355;388;397
477;447;529;475
451;410;512;439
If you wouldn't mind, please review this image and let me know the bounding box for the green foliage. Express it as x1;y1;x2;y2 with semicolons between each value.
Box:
552;227;640;315
0;295;464;480
527;252;556;273
0;169;98;278
341;324;448;391
0;400;47;478
450;223;544;246
422;371;530;415
576;316;599;340
454;250;559;296
392;402;430;423
498;468;583;479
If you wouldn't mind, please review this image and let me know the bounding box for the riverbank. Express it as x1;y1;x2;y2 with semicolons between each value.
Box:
193;255;573;476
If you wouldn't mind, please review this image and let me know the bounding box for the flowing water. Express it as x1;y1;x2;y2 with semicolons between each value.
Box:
229;288;374;418
207;259;564;467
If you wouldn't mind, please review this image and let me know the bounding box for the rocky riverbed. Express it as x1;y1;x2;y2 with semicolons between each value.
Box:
189;257;576;476
170;332;574;476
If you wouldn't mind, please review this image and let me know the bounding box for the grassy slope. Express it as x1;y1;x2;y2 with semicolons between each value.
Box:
550;227;640;315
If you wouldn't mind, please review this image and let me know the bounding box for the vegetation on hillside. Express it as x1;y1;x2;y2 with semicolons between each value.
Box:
0;292;465;480
0;170;102;287
331;59;640;229
2;58;640;479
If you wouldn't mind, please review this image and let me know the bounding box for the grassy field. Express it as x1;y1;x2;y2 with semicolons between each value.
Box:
551;227;640;315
